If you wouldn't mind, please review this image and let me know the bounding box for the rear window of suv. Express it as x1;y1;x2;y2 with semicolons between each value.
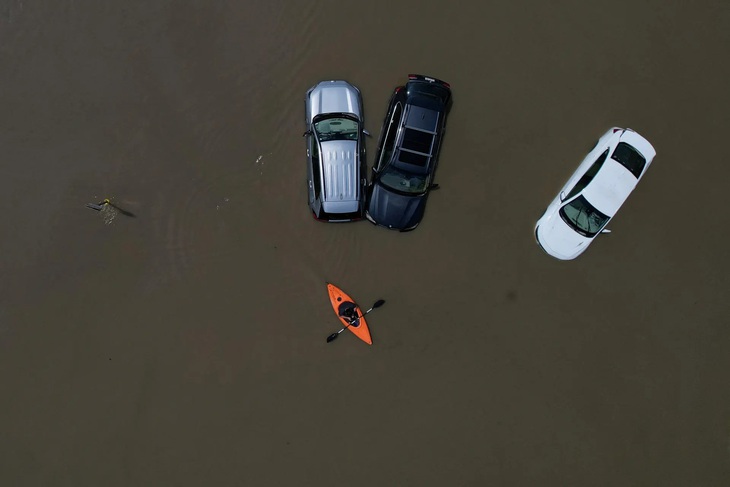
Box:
611;142;646;178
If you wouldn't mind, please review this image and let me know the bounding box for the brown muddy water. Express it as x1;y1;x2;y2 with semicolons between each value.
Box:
1;1;729;485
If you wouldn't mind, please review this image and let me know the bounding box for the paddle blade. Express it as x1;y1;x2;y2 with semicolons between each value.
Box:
373;299;385;308
326;333;339;343
109;203;137;218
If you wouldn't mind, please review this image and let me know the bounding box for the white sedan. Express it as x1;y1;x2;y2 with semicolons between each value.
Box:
535;127;656;260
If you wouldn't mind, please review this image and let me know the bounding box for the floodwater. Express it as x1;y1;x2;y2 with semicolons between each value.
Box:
1;1;729;485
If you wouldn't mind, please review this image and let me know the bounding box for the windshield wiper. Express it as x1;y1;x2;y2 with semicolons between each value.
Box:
571;206;591;237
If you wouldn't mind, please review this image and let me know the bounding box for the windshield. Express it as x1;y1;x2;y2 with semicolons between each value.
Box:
379;165;428;194
314;116;359;142
559;195;610;237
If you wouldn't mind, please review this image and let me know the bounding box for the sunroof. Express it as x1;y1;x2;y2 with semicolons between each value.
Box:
398;150;429;167
402;128;433;154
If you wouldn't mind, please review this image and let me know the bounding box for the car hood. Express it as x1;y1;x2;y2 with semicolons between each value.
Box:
308;81;362;121
535;214;593;260
367;183;426;230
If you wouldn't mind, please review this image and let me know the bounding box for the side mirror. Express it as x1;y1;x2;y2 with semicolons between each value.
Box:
363;129;371;137
302;130;312;137
559;191;566;202
601;228;612;234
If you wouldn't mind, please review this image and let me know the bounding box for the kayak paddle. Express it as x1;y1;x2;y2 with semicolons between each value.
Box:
326;299;385;343
85;199;136;217
102;199;136;217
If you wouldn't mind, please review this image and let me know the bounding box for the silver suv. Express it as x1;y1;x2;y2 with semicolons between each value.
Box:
304;80;368;222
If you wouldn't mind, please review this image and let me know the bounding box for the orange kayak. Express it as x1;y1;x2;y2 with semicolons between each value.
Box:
327;283;372;345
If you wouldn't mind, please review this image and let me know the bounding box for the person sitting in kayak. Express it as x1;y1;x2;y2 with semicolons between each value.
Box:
341;305;360;326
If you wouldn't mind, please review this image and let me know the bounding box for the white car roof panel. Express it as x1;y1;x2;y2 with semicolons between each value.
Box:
582;160;639;216
321;140;359;207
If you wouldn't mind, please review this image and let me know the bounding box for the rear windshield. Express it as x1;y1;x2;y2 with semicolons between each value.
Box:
611;142;646;178
410;82;451;103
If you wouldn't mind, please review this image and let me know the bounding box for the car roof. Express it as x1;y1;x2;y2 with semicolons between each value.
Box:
320;139;360;212
582;159;640;216
392;104;441;174
404;104;440;132
582;130;655;215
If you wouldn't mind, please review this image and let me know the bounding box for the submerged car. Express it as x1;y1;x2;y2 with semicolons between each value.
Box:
365;74;452;231
535;127;657;260
304;80;368;222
